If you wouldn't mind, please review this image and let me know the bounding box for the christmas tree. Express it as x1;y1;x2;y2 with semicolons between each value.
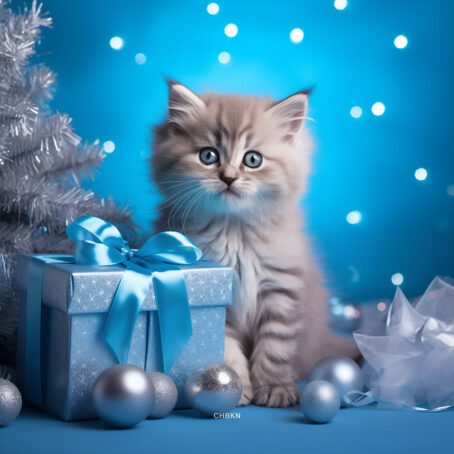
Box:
0;1;133;375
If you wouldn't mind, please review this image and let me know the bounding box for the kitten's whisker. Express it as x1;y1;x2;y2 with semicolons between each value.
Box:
188;188;210;231
169;189;198;225
169;187;202;229
180;192;196;233
160;185;199;208
193;189;209;219
165;187;200;230
158;179;201;186
182;189;206;233
198;190;209;217
303;115;316;123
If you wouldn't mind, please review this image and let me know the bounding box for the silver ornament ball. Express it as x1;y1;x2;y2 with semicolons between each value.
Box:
184;363;242;417
147;372;178;419
0;379;22;426
92;365;154;428
300;380;340;423
309;355;363;405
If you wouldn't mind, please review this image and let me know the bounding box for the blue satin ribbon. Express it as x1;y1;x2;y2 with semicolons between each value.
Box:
23;255;73;407
66;216;202;372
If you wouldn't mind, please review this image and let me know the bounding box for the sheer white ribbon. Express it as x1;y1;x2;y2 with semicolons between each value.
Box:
347;277;454;412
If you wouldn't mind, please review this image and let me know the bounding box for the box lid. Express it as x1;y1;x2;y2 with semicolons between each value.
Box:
15;254;233;315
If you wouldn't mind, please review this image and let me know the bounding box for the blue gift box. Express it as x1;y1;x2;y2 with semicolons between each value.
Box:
15;254;232;421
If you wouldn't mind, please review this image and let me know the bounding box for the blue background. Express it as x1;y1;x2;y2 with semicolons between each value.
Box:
17;0;454;302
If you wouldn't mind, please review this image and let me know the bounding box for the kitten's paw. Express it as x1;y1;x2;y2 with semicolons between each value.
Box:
237;384;254;406
253;384;299;408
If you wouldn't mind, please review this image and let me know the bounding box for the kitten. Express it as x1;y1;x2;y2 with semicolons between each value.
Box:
151;81;358;407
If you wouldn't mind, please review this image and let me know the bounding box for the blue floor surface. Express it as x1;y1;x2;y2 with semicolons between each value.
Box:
1;405;453;454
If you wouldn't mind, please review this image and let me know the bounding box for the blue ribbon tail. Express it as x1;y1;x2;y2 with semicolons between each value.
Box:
102;266;152;363
152;270;193;373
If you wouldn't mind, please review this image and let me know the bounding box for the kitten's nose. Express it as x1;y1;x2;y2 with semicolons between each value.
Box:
219;174;237;186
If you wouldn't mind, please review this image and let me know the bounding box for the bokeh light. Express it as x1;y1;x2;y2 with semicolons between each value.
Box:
334;0;348;11
290;28;304;44
350;106;363;118
371;102;386;116
103;140;115;154
377;302;387;312
206;3;220;15
134;53;147;65
447;184;454;197
218;51;231;64
224;23;238;38
414;167;428;181
109;36;124;50
394;35;408;49
343;304;360;319
346;210;362;224
391;273;404;286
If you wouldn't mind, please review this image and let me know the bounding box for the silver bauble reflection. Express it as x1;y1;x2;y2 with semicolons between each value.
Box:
147;372;178;419
184;363;242;417
92;365;154;428
300;380;340;423
0;379;22;426
308;355;364;405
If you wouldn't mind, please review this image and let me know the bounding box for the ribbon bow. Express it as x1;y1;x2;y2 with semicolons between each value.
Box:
67;216;202;372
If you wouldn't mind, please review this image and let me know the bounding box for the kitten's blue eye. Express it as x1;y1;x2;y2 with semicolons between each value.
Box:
243;151;262;168
199;147;219;165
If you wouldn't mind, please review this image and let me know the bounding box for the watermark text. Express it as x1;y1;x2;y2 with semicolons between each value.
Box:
213;412;241;419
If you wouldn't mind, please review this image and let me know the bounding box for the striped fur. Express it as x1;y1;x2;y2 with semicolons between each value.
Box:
151;82;358;407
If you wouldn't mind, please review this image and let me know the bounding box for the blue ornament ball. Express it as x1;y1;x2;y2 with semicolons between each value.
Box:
184;363;242;417
308;355;363;405
0;379;22;426
147;372;178;419
300;380;340;424
92;365;154;428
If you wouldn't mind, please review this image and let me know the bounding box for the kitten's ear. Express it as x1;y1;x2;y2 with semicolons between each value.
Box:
267;90;309;144
167;80;205;124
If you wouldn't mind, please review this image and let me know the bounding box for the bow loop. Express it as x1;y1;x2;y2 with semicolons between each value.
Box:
137;231;202;265
67;215;128;249
67;216;131;266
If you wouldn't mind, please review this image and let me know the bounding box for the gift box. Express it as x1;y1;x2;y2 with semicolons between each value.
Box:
14;219;233;421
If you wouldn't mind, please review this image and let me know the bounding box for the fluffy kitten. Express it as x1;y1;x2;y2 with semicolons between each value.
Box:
151;82;358;407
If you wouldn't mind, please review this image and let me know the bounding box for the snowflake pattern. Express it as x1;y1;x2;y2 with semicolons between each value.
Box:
65;264;232;313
